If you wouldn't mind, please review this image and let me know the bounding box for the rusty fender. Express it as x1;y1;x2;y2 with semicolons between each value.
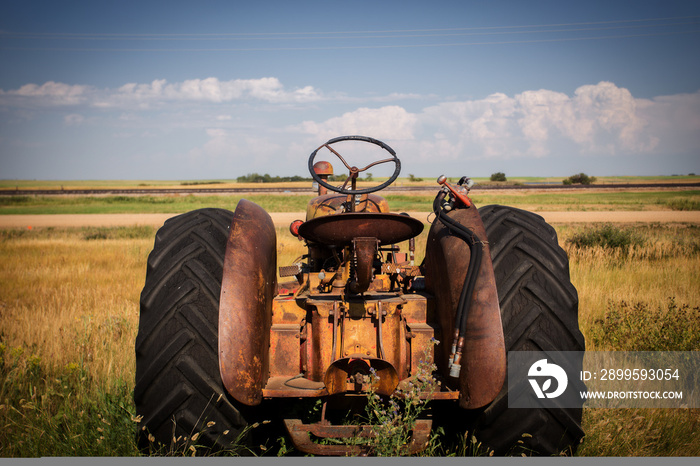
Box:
424;204;506;409
219;199;277;406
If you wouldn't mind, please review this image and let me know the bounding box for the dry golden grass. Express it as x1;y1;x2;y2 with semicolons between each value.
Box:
1;219;698;456
555;223;700;457
556;223;700;352
0;235;150;384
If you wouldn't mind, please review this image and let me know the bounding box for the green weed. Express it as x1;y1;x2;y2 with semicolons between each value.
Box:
0;340;139;457
0;226;155;241
591;298;700;352
82;226;155;240
661;198;700;211
567;224;646;251
578;408;700;456
338;344;475;457
137;407;260;457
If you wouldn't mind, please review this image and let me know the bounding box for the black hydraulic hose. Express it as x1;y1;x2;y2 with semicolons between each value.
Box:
433;192;465;333
432;192;480;332
432;191;484;374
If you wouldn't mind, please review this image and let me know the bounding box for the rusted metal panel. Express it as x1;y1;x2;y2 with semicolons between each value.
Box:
218;199;277;406
406;322;437;377
423;204;506;409
347;237;377;294
401;292;432;323
265;295;416;397
284;418;432;456
324;357;398;396
262;375;327;397
269;324;301;375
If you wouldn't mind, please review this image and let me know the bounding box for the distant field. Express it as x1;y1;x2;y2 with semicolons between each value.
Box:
0;189;698;215
1;175;699;191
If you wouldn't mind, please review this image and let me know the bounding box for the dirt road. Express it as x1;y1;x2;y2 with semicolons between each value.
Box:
1;211;699;229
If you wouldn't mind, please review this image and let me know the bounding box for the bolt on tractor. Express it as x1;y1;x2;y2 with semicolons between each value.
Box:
134;136;585;456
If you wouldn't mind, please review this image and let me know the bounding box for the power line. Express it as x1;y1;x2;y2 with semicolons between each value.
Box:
1;16;698;52
3;30;698;52
3;20;699;42
2;15;699;39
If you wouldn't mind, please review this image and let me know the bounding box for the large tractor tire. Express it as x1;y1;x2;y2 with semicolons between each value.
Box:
470;205;586;455
134;208;249;453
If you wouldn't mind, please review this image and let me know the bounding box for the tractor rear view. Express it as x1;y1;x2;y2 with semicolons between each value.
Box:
134;136;585;456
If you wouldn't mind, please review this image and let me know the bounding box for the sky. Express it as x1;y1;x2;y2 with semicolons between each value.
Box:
1;0;699;180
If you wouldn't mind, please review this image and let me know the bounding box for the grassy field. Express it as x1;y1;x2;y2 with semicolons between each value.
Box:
1;174;698;191
1;189;699;215
1;218;698;457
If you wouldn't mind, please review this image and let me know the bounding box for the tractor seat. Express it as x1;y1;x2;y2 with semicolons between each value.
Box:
297;212;424;246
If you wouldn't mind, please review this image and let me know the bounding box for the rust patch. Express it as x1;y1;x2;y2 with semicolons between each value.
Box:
423;203;506;409
219;199;277;406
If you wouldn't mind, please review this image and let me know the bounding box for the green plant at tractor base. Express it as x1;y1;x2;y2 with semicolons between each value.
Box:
358;353;439;455
326;342;438;456
136;394;266;457
338;340;495;457
137;421;261;457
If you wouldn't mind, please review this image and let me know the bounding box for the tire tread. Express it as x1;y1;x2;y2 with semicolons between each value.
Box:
472;204;585;455
134;208;247;452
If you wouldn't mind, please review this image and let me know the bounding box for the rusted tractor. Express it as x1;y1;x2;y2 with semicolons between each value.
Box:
134;136;585;455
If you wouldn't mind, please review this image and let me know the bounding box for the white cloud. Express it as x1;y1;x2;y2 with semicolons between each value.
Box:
63;113;85;126
1;77;323;109
299;105;418;141
183;128;286;177
2;78;697;179
108;77;323;106
1;81;90;106
419;93;519;158
568;82;653;152
408;82;662;161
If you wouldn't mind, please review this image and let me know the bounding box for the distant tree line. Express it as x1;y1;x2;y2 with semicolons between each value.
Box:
237;173;313;183
563;173;597;185
236;173;383;183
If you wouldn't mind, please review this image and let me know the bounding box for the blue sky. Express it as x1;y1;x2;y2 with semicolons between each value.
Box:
1;0;699;180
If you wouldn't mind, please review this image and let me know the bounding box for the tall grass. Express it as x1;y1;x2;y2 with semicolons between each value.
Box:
558;223;700;457
0;228;150;456
0;194;311;215
562;224;700;328
1;220;699;456
2;190;699;215
0;347;138;456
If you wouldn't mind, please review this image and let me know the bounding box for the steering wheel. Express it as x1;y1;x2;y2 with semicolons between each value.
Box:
308;136;401;195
